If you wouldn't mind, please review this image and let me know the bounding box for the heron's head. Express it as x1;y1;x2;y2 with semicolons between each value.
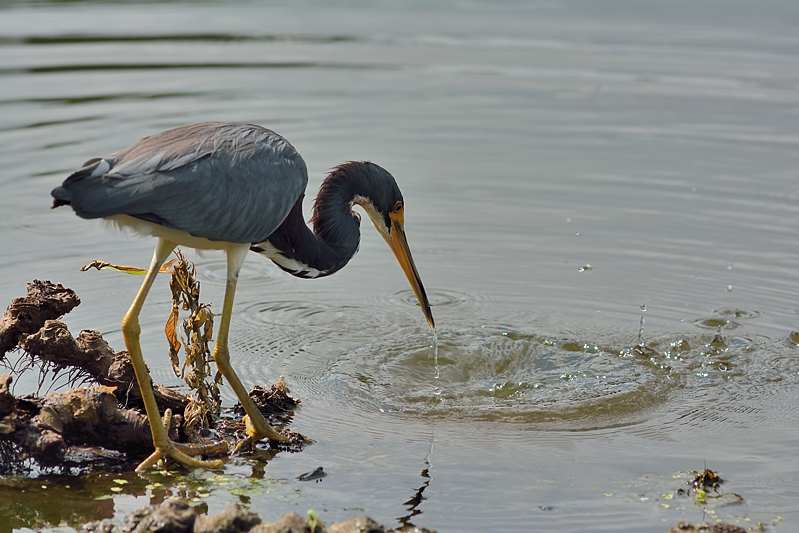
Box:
344;162;435;329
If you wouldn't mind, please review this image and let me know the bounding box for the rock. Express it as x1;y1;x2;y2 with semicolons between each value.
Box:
327;516;384;533
126;497;198;533
250;513;315;533
80;498;198;533
193;503;261;533
668;521;747;533
81;519;118;533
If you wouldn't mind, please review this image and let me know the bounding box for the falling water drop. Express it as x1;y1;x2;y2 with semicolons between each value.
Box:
637;304;647;347
432;330;441;397
726;284;733;292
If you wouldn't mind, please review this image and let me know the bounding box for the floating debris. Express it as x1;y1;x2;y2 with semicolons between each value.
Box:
691;468;723;492
668;521;746;533
577;263;592;272
298;466;327;482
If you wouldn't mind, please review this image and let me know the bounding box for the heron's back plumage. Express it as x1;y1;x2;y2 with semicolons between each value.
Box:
52;122;308;244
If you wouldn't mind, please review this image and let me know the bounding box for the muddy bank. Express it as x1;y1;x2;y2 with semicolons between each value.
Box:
80;496;436;533
78;496;754;533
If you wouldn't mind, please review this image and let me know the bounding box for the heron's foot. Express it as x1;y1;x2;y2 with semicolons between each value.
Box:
232;414;290;455
135;409;227;472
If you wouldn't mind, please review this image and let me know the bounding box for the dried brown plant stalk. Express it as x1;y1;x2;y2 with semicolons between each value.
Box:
164;250;221;438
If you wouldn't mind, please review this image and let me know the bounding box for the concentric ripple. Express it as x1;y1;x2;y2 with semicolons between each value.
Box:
317;326;677;429
227;286;799;434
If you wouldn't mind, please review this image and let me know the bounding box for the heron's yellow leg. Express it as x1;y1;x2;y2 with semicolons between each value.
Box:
214;245;288;447
122;238;224;471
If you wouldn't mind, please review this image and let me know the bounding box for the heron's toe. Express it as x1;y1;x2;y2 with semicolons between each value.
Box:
135;440;226;472
243;414;290;443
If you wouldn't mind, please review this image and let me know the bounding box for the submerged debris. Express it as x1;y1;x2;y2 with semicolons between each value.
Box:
80;497;436;533
667;522;746;533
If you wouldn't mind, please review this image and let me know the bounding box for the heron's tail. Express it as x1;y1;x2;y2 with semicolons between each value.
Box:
51;186;71;208
50;157;110;209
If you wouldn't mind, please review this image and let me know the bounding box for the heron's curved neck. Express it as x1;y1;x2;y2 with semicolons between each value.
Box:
253;165;367;278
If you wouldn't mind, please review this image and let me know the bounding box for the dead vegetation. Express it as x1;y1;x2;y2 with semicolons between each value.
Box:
0;253;305;470
165;250;222;440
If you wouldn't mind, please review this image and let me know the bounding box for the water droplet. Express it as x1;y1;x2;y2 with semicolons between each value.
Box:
726;285;733;292
566;217;572;223
431;331;441;397
575;231;581;237
637;305;647;347
727;264;733;271
432;332;440;377
577;264;592;272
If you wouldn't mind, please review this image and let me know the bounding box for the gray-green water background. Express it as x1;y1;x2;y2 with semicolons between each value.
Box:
1;1;798;531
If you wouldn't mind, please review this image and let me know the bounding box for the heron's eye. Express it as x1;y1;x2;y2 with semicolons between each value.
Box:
392;200;403;212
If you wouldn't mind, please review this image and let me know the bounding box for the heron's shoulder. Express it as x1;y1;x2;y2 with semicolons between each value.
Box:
112;122;307;179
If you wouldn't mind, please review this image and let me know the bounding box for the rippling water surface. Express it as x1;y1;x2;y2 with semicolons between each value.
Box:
1;1;798;531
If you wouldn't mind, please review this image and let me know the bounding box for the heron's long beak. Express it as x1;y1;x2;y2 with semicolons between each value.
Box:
388;214;435;329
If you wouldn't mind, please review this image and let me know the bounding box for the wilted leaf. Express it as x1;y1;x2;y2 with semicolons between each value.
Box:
81;258;176;275
165;304;182;377
96;385;118;395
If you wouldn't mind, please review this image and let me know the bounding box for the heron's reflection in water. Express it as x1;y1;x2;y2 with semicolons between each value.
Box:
397;440;433;529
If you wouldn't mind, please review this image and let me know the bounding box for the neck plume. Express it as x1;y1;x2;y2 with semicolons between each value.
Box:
252;163;367;278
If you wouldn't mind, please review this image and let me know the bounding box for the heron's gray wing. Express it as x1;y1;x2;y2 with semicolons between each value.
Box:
56;123;308;243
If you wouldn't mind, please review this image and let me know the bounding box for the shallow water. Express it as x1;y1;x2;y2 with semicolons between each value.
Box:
1;1;799;531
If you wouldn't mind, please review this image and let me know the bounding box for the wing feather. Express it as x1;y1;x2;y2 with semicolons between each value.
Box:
55;122;308;243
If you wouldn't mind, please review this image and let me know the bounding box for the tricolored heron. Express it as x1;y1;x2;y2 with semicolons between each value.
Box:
51;122;434;471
